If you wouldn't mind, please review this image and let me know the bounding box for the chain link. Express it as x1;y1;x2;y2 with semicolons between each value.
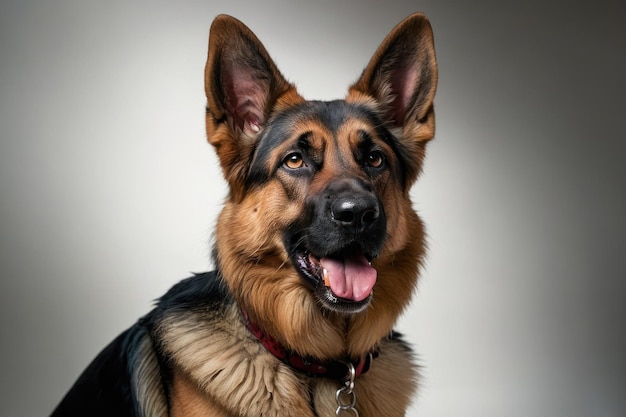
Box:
335;362;359;416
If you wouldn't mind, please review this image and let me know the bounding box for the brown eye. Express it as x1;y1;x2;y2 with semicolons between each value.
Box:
284;152;305;169
366;151;384;168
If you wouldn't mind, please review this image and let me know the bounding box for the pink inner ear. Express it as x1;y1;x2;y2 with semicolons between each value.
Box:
389;65;419;126
224;66;268;135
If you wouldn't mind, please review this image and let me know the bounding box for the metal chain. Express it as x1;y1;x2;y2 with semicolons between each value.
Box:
335;362;359;416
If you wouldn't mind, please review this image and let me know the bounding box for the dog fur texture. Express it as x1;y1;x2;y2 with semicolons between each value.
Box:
51;12;437;417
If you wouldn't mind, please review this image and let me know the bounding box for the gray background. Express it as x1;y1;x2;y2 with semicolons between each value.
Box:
1;1;625;416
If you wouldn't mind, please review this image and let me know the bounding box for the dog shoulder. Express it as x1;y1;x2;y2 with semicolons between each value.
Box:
153;271;229;312
154;277;317;417
360;332;419;415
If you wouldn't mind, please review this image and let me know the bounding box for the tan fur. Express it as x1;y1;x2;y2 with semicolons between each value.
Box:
160;304;316;416
161;12;437;416
310;342;418;417
170;372;230;417
161;304;417;417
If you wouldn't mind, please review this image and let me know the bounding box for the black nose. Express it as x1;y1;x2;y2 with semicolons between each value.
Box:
331;195;380;233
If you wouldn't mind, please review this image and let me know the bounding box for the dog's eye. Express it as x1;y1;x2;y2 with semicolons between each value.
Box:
284;152;305;169
366;151;384;168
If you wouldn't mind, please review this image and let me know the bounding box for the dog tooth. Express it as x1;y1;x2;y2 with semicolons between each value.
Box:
323;268;331;287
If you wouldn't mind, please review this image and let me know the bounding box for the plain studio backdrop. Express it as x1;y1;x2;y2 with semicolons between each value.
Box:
1;1;625;416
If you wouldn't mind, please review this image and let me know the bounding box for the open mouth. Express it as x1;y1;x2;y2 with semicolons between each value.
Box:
294;244;377;313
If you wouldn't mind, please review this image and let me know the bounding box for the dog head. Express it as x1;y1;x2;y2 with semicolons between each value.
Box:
205;14;437;358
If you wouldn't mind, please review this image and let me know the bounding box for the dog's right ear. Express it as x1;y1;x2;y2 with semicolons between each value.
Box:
205;15;302;188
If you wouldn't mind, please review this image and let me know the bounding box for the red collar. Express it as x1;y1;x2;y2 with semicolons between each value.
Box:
241;309;375;381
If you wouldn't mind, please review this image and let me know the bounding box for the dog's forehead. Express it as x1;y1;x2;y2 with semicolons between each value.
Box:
256;100;381;156
279;100;356;131
244;99;402;189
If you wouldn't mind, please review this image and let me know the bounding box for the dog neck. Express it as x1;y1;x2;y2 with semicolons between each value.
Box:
241;309;375;381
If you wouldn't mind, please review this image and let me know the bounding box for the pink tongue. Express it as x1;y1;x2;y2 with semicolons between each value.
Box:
320;254;377;302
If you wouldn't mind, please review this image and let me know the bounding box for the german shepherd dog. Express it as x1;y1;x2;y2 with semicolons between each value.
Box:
52;12;437;417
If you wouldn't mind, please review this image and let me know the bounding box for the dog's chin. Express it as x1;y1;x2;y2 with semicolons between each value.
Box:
292;246;376;314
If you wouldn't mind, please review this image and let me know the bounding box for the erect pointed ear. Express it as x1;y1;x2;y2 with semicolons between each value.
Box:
205;15;303;188
348;13;438;184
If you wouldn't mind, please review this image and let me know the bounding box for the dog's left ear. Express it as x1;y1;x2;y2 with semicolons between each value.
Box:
349;13;438;184
205;15;302;189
